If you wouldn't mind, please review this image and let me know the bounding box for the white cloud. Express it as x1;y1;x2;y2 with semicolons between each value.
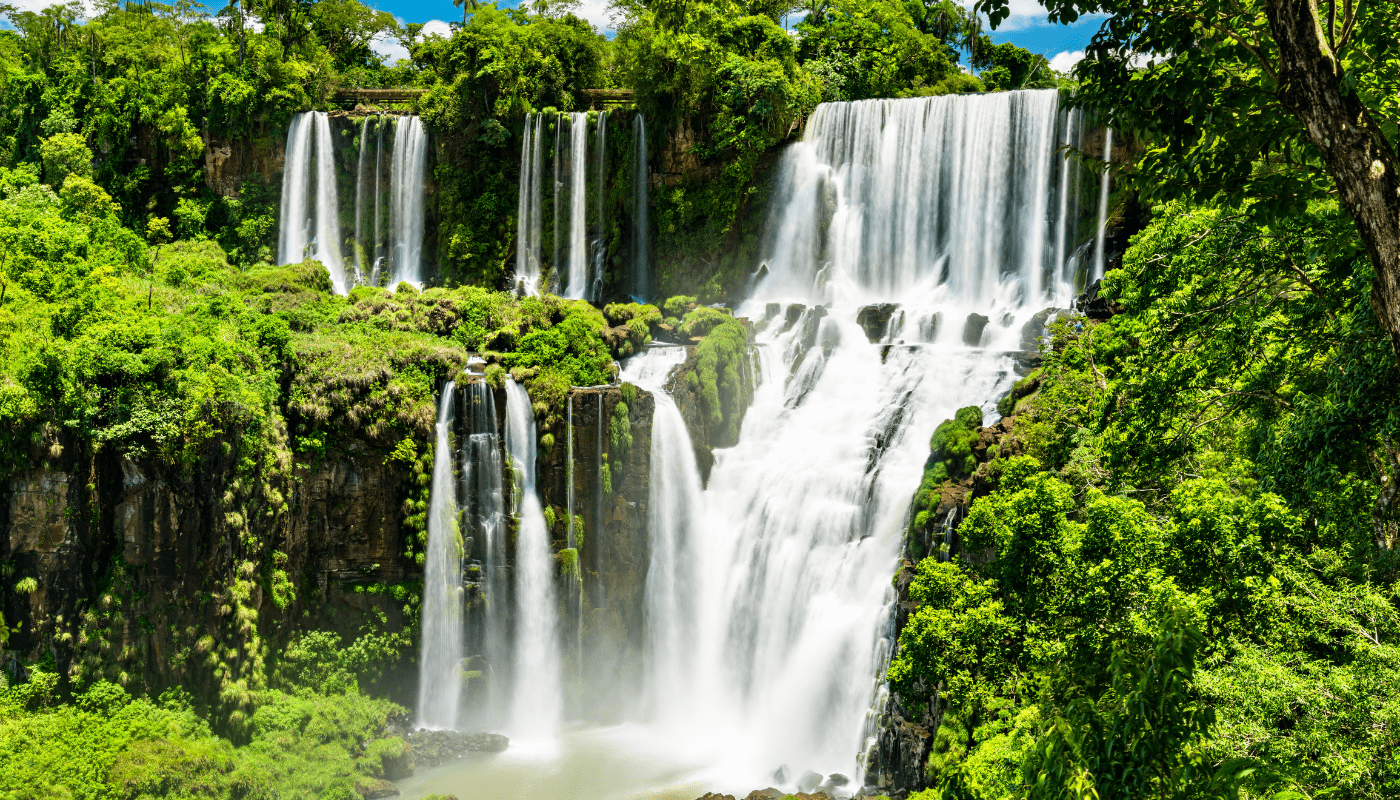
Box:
421;19;453;38
1049;50;1084;73
370;29;409;64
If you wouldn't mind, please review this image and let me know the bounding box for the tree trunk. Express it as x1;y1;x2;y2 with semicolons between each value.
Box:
1263;0;1400;359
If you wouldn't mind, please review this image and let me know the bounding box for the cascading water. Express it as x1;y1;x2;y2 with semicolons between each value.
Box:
633;114;649;300
504;380;563;741
418;382;463;731
516;114;546;295
566;112;590;299
461;382;508;726
592;111;609;303
278;111;349;294
277;111;428;294
610;89;1094;790
1093;127;1114;282
390;116;429;288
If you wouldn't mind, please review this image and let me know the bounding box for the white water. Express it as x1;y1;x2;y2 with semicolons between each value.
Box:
278;111;349;294
419;383;463;730
278;111;428;293
516;114;545;295
565;113;590;299
593;111;609;303
390;116;430;288
410;89;1098;795
633;114;649;300
1092;127;1114;283
505;380;563;743
616;90;1081;790
463;382;509;727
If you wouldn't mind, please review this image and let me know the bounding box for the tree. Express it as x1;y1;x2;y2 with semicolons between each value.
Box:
973;0;1400;361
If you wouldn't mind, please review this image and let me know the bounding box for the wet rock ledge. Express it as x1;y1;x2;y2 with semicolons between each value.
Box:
399;729;509;768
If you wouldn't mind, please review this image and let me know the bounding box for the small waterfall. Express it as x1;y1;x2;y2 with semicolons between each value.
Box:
277;111;348;293
390;116;429;288
374;114;386;285
642;392;706;721
418;382;463;731
505;380;562;739
354;116;371;284
567;112;590;299
277;113;313;267
1092;127;1114;282
593;111;609;302
1053;107;1081;288
552;120;563;293
633;114;649;300
311;112;347;294
516;114;545;295
462;382;508;725
277;111;427;293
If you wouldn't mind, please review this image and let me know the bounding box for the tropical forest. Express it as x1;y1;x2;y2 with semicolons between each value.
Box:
0;0;1398;798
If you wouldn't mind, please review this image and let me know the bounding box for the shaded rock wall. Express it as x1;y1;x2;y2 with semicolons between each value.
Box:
1;424;424;707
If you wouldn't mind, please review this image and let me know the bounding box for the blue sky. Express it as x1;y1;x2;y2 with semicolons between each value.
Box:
367;0;1106;73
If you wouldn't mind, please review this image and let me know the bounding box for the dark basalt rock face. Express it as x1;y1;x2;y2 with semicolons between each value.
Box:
534;385;656;724
856;303;899;343
962;313;990;346
867;414;1028;796
0;414;429;703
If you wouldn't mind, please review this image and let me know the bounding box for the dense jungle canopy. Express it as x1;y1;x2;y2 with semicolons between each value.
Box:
0;0;1398;798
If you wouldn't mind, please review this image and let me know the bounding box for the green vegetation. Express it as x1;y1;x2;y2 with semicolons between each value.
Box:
0;671;408;800
894;198;1400;798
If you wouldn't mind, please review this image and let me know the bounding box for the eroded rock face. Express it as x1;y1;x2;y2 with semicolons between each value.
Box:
962;313;990;346
856;303;899;343
203;134;285;198
535;385;656;723
1;428;423;704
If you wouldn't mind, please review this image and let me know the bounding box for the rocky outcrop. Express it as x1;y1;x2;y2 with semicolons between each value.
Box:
0;420;427;706
203;134;285;198
534;384;656;722
856;303;899;342
866;410;1028;794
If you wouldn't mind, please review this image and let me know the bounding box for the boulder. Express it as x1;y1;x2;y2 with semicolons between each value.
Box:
798;770;825;792
962;313;990;346
780;304;806;334
355;779;400;799
918;311;942;343
855;303;899;342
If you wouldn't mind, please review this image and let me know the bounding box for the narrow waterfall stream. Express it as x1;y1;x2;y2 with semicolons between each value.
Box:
418;383;462;730
277;111;429;293
406;89;1101;799
505;380;563;744
633;114;649;300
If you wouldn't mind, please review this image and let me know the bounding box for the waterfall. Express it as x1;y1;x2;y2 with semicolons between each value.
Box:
593;111;609;303
374;115;386;285
277;111;428;293
1053;107;1080;288
552;119;563;294
1092;127;1114;282
277;110;348;294
277;113;312;268
566;112;589;299
462;382;508;726
390;115;429;288
505;380;562;740
418;382;463;731
354;116;371;285
641;389;706;721
516;114;544;295
607;91;1091;789
633;114;649;300
756;90;1072;309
